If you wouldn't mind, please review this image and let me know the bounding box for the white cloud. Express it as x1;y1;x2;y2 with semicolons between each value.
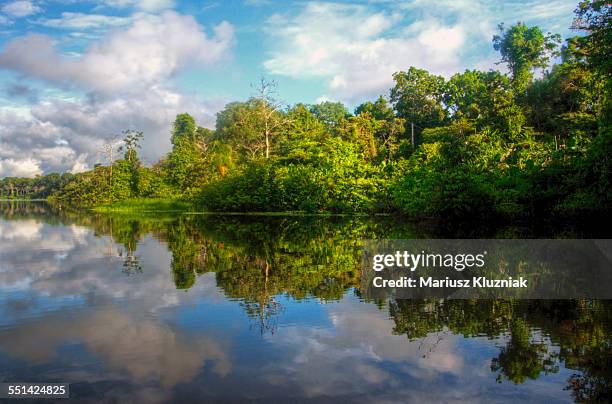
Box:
429;0;576;25
0;11;234;175
70;154;89;173
0;11;234;94
418;25;465;52
0;157;42;177
258;298;468;399
0;308;231;389
137;0;175;12
262;0;576;103
1;1;41;18
101;0;175;12
0;219;42;240
263;3;466;103
34;12;132;30
0;87;226;174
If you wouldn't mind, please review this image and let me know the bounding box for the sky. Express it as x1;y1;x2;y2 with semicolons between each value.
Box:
0;0;579;177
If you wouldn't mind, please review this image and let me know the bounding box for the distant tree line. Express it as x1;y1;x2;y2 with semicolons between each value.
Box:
7;2;610;218
0;173;75;199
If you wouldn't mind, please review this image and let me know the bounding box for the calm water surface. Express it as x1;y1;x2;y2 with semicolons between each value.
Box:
0;202;610;403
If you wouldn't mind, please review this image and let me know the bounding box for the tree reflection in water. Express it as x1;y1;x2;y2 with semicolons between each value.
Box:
1;201;610;400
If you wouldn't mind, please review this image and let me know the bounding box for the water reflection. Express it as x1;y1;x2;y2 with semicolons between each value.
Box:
0;308;231;386
0;201;610;402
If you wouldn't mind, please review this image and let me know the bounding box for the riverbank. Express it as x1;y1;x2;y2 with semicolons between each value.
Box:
92;198;192;213
91;198;385;217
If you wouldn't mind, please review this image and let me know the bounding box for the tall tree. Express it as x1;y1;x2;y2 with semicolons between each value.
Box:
166;113;211;193
493;22;561;94
278;104;328;163
118;130;144;194
216;79;285;160
572;1;611;78
390;67;447;141
572;1;611;127
119;130;143;167
354;96;395;121
445;70;514;131
99;136;123;203
252;78;285;159
309;101;350;127
353;97;405;161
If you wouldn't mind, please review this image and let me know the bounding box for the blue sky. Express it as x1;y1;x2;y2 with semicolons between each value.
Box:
0;0;579;176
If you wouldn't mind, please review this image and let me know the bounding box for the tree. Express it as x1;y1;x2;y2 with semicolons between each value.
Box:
216;101;268;160
216;79;285;161
571;1;611;128
352;97;405;162
252;78;286;159
493;22;561;94
165;113;211;194
278;103;328;163
309;101;350;127
572;1;611;78
525;41;600;140
118;130;144;194
119;130;143;166
565;1;612;213
338;113;379;160
171;113;197;145
354;96;395;121
445;70;515;131
390;67;447;141
99;136;124;203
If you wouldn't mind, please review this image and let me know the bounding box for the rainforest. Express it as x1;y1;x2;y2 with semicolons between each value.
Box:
0;2;611;402
1;2;610;221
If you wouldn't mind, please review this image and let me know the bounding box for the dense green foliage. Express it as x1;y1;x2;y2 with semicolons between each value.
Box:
92;198;191;213
8;3;610;218
0;173;75;199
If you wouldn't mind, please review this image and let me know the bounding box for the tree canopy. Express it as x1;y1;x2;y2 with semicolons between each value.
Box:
7;4;605;221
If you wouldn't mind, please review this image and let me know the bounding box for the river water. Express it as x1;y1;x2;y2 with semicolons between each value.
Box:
0;201;610;402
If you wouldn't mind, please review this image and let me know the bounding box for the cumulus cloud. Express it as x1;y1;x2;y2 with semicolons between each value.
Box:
137;0;175;12
263;3;466;103
0;308;231;388
0;157;42;177
0;219;43;240
0;11;234;93
1;1;41;18
253;298;486;401
0;11;233;176
262;0;576;103
0;87;226;176
0;219;226;305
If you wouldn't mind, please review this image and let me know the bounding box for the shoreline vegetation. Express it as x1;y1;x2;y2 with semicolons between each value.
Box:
1;3;610;220
91;198;385;216
91;198;192;213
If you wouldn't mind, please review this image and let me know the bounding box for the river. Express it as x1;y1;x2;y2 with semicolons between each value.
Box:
0;201;610;402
